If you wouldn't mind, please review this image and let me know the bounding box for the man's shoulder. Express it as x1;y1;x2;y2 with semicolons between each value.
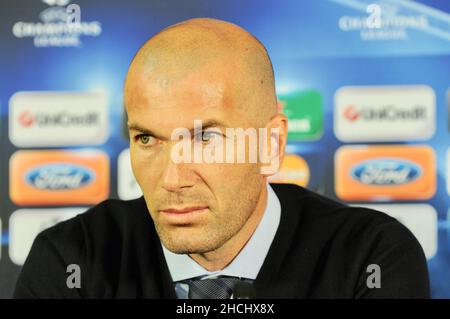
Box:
15;197;158;298
270;183;406;235
268;183;429;298
38;196;151;249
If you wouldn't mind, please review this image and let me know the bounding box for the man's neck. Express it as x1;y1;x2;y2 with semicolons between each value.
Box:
189;184;268;272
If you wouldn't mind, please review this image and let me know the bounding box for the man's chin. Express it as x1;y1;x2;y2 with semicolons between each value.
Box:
159;233;221;255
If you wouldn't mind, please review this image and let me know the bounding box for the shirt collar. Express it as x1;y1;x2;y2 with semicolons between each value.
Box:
161;183;281;282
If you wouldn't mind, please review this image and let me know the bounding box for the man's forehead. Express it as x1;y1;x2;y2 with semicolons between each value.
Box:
125;70;255;132
126;62;233;110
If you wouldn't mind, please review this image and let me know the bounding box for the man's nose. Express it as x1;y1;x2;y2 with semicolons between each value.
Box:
160;158;194;192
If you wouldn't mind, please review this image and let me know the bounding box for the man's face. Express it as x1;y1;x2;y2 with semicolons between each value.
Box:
127;68;265;254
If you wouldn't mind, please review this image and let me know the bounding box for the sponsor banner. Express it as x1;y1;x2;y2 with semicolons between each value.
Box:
268;154;310;187
117;148;143;200
357;204;438;259
9;91;108;147
278;90;323;141
335;145;436;201
9;208;84;265
10;150;109;205
334;85;435;142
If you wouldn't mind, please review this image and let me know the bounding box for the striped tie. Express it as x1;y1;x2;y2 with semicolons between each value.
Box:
186;276;251;299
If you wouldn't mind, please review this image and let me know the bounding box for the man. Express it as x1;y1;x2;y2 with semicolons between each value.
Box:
14;18;429;299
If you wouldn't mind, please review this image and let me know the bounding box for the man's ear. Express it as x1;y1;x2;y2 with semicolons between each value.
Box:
260;113;288;177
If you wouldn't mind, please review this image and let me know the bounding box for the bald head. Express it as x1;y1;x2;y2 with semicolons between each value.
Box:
124;18;277;126
125;19;287;259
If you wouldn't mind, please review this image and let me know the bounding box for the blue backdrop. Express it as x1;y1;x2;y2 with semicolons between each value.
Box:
1;0;449;298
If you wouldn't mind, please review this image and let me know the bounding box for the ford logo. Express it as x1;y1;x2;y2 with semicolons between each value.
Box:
351;158;421;185
25;164;94;190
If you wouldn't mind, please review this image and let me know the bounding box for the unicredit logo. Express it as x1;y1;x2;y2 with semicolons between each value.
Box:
351;159;421;185
343;105;426;122
18;111;34;127
17;110;98;128
343;106;360;122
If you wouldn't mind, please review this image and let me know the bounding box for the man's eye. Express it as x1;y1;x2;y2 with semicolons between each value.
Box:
136;134;155;146
196;130;222;144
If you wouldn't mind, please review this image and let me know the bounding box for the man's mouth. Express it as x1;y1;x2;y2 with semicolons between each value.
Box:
159;206;209;214
159;206;209;225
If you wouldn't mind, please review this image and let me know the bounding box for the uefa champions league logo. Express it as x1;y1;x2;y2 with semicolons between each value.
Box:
12;0;102;47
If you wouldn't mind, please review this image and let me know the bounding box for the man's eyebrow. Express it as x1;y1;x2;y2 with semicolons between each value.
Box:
128;119;226;139
128;123;165;140
195;120;224;130
185;119;227;136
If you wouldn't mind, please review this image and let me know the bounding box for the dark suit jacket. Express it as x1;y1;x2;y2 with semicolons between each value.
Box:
13;184;430;298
